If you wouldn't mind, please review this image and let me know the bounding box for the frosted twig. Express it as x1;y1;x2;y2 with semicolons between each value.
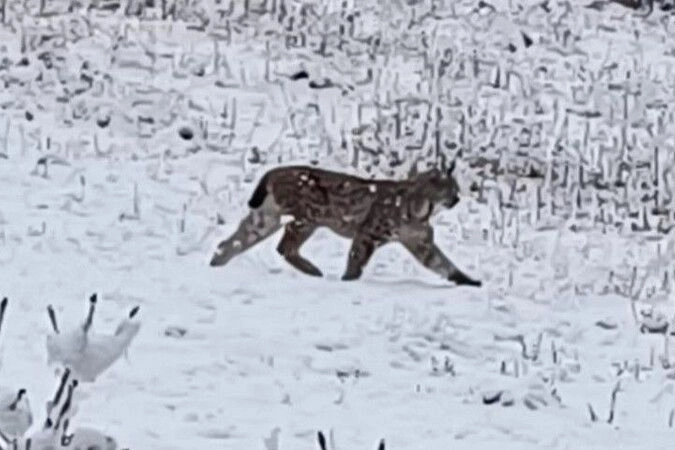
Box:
628;266;637;295
179;203;186;233
0;297;7;336
7;390;25;412
45;368;70;423
551;388;562;404
46;306;59;334
316;429;383;449
317;431;327;450
53;380;77;431
0;428;10;447
494;333;542;360
629;297;639;325
83;294;97;334
531;333;543;361
119;183;140;221
650;346;655;368
47;299;141;382
133;182;139;217
60;419;73;446
129;306;140;319
588;403;598;422
607;381;621;424
664;326;672;369
494;334;528;358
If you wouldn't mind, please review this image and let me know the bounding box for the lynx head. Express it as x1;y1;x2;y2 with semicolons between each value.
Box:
408;154;462;216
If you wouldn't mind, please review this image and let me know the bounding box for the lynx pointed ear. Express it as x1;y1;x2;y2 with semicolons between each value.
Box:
408;160;419;178
438;153;447;172
408;156;426;179
447;159;456;175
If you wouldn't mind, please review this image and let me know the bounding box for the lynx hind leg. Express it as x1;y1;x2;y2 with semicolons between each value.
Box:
209;206;281;267
400;226;481;287
342;234;382;281
276;220;323;277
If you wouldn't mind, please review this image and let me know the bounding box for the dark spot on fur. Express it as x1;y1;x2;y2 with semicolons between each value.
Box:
290;70;309;80
96;116;110;128
178;126;194;140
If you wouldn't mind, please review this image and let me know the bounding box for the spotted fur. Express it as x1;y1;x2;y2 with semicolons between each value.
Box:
209;163;481;287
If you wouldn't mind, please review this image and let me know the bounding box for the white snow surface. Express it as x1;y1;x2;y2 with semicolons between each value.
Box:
0;152;673;450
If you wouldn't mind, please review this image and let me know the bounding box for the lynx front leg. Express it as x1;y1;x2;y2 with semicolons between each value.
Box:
209;210;281;267
400;227;481;287
342;234;382;281
276;220;323;277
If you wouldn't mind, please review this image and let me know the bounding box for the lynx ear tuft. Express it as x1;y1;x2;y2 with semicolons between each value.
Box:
408;161;419;178
447;159;456;176
438;153;447;172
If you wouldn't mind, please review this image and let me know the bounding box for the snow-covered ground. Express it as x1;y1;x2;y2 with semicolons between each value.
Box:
0;150;674;450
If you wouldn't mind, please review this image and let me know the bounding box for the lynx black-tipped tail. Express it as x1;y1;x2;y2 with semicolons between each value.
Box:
248;173;270;209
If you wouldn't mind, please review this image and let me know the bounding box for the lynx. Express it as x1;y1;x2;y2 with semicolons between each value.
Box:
209;160;481;287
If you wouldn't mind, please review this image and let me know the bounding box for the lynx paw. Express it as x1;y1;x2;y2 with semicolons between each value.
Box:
302;266;324;277
449;272;482;287
209;251;230;267
283;255;324;277
341;270;362;281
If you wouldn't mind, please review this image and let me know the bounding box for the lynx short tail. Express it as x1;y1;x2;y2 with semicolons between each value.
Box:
248;173;270;209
